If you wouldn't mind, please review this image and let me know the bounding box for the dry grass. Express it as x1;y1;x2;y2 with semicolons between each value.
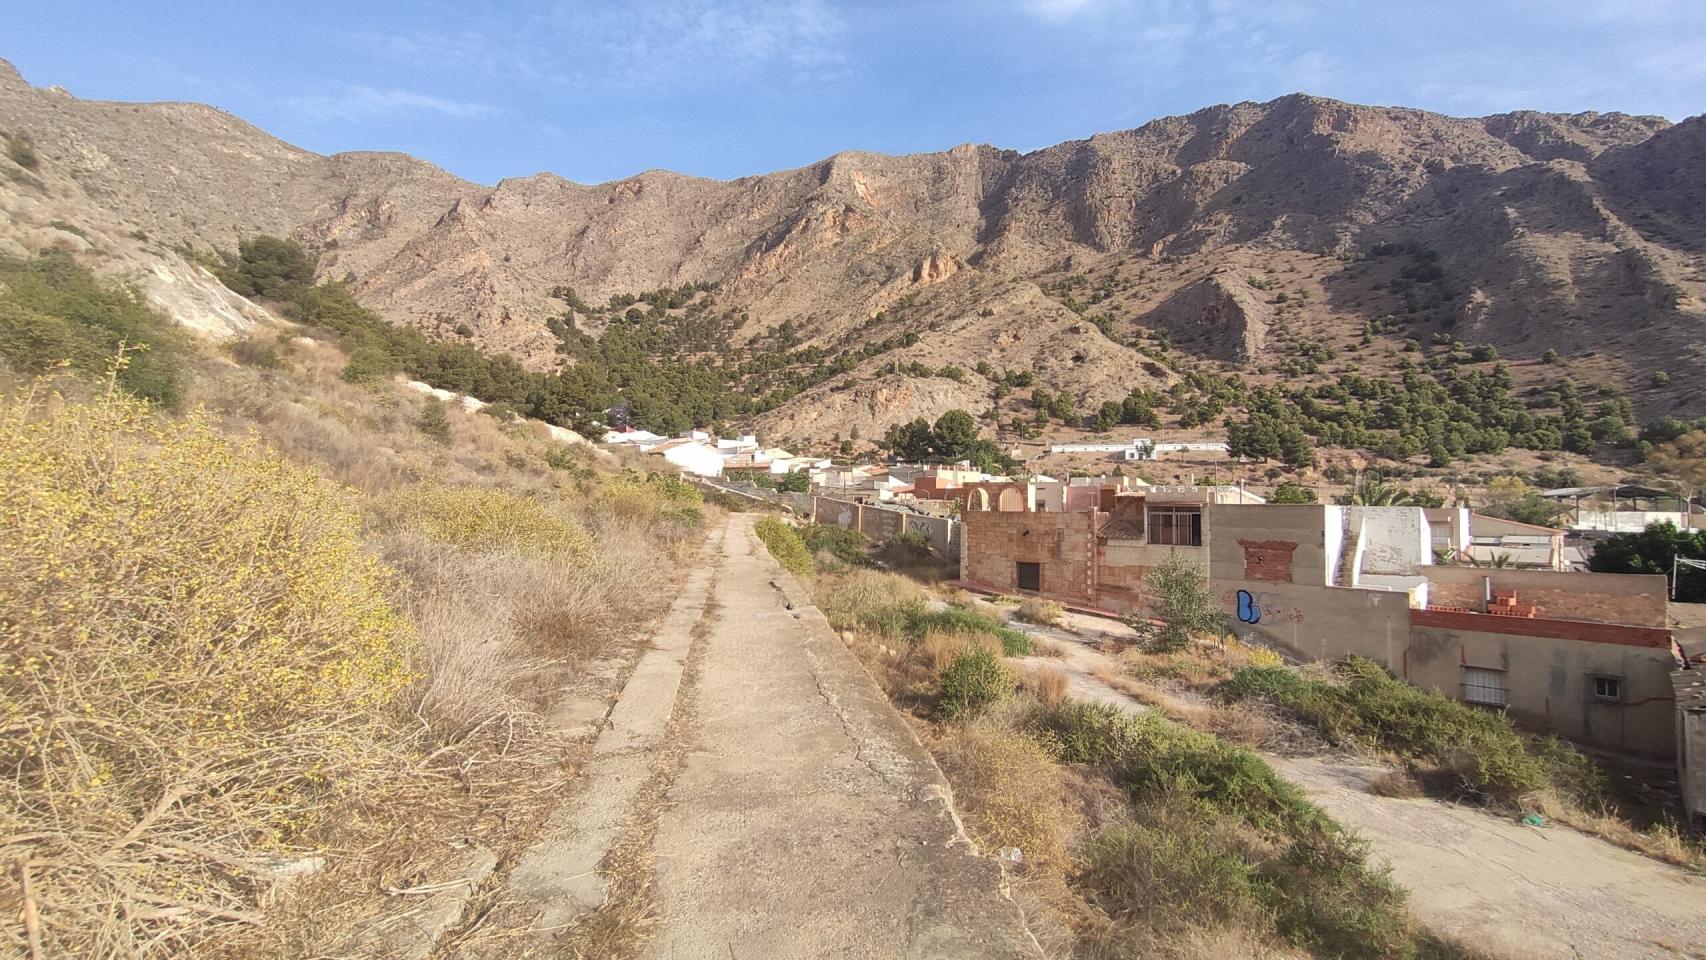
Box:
1532;794;1704;869
920;627;1002;675
1015;597;1065;627
932;718;1082;875
1033;637;1066;658
1027;666;1071;709
1368;769;1426;799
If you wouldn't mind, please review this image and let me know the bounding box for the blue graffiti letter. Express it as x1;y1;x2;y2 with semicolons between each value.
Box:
1236;589;1260;624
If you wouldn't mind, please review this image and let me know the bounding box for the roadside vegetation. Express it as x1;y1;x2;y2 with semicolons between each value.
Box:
0;253;707;956
1218;657;1703;867
806;550;1481;959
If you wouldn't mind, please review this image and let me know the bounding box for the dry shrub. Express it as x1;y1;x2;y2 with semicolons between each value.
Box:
1015;597;1065;626
0;387;419;956
410;591;544;742
920;627;1001;674
934;720;1082;874
816;570;927;637
1028;666;1071;709
1368;769;1425;799
1034;637;1067;658
1195;699;1283;749
373;484;591;562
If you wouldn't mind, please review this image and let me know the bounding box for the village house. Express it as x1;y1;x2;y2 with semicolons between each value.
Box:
959;492;1678;759
642;438;726;478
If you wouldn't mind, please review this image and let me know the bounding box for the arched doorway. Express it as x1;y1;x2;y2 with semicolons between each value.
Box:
968;487;991;512
997;487;1024;512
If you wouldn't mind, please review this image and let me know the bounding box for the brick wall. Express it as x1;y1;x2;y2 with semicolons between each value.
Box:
960;510;1099;605
1410;609;1672;648
1424;568;1668;627
1238;539;1298;583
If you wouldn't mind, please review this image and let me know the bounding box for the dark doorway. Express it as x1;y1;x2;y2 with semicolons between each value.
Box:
1016;561;1041;591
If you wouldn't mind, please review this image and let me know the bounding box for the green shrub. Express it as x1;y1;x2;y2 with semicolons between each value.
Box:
1219;656;1605;805
417;397;452;444
938;648;1012;719
1029;700;1416;958
817;571;929;639
214;234;318;300
755;515;812;577
0;254;191;406
801;523;873;567
1125;553;1226;652
913;605;1032;655
341;344;398;384
1080;801;1271;932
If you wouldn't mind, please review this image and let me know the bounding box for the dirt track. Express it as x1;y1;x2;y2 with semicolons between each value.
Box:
1013;610;1706;960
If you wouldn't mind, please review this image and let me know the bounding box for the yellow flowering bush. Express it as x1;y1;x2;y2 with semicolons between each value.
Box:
597;471;703;524
374;483;592;562
0;386;418;954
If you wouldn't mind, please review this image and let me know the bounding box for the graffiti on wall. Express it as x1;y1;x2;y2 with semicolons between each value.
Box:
1227;588;1305;626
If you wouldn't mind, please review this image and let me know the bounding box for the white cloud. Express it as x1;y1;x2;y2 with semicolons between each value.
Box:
353;0;855;96
284;85;496;123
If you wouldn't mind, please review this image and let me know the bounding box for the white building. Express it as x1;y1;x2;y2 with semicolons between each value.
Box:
648;439;726;478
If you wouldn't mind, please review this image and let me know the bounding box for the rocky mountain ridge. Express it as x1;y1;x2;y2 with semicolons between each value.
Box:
1;56;1701;444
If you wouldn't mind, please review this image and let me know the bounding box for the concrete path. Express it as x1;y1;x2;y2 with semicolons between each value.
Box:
495;514;1039;959
645;514;1039;959
505;522;726;930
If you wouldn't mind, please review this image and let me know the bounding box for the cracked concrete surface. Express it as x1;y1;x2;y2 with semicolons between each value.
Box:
506;523;725;931
644;514;1039;959
494;515;1038;958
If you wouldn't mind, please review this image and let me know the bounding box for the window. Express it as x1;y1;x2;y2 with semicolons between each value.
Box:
1592;675;1623;702
1016;561;1041;592
1462;666;1508;707
1148;506;1203;547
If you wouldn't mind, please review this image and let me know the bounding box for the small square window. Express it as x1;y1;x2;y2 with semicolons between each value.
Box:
1592;676;1623;702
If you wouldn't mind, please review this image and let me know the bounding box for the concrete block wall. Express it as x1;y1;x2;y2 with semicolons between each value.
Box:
960;510;1099;605
1408;622;1677;758
811;496;960;558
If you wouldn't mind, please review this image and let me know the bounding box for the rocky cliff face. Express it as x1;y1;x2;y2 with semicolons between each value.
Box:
1;58;1701;434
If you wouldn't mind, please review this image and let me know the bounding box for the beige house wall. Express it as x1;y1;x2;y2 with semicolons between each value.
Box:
1408;624;1676;758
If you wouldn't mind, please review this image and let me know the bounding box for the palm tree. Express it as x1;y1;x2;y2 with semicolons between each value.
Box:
1336;471;1416;507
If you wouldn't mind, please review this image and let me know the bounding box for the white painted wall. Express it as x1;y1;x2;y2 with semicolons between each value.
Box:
663;442;726;478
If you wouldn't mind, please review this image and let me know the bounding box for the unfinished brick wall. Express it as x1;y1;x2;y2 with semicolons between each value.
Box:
960;510;1099;605
1238;539;1297;583
1424;568;1668;627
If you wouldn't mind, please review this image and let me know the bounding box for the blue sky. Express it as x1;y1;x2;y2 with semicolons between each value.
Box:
10;1;1703;185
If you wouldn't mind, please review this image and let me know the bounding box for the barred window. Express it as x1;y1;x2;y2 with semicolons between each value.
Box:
1462;666;1507;707
1148;506;1203;547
